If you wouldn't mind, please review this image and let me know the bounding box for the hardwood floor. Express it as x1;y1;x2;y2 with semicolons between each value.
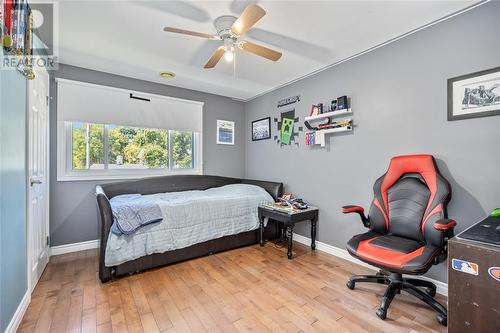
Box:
18;241;447;333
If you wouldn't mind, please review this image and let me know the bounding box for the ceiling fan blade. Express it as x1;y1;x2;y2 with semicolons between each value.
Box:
204;47;225;68
231;4;266;36
239;41;282;61
163;27;220;40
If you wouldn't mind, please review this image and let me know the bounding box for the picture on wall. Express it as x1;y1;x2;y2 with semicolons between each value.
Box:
216;120;235;145
251;117;271;141
280;118;294;145
448;66;500;121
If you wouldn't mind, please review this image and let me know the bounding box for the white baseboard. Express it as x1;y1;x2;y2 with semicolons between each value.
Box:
293;233;448;296
50;239;99;256
4;290;30;333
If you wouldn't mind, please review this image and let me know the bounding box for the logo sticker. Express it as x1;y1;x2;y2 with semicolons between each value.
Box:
452;258;479;275
488;267;500;281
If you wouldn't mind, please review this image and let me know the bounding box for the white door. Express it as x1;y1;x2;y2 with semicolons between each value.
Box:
28;68;50;291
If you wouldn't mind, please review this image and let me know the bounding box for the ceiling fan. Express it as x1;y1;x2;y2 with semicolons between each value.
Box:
163;4;282;69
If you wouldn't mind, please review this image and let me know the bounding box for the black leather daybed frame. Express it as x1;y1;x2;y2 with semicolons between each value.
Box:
96;175;283;282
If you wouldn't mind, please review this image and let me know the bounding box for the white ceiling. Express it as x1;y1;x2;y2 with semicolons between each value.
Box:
56;0;479;101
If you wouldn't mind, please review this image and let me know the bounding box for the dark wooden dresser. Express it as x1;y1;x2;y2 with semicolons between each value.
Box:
448;215;500;333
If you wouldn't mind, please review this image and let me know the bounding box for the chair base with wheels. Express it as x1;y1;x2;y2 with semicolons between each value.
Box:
346;270;447;326
342;155;455;327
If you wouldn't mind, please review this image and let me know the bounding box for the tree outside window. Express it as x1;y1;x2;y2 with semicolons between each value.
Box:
71;122;194;171
172;131;193;169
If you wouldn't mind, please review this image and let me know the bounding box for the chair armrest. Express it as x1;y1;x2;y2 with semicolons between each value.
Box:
342;205;365;213
433;218;457;231
342;205;370;228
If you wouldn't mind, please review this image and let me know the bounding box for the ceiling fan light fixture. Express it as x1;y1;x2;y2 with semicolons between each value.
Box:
159;71;176;79
224;47;234;62
224;51;234;62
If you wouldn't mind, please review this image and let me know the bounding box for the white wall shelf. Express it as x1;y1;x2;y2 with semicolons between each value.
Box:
312;125;352;147
304;108;351;122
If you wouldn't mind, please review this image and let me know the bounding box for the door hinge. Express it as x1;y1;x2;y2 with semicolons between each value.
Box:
46;96;49;106
46;236;50;247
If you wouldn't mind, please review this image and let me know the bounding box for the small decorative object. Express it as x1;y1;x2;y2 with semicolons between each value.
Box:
252;117;271;141
309;103;323;116
331;99;338;111
310;105;318;116
448;67;500;121
280;118;294;145
277;95;300;108
305;132;315;146
336;96;348;110
216;120;235;145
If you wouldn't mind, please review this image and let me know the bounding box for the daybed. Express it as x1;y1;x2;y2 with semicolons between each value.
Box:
96;175;283;282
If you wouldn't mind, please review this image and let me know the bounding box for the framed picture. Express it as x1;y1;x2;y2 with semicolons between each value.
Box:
251;117;271;141
448;67;500;121
216;120;234;145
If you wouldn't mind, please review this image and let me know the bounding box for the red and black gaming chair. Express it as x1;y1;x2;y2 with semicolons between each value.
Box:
342;155;456;326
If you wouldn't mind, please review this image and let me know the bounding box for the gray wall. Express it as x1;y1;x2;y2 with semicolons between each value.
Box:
50;64;245;246
0;69;28;331
244;2;500;283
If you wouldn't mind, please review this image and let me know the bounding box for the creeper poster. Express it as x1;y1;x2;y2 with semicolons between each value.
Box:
280;118;294;144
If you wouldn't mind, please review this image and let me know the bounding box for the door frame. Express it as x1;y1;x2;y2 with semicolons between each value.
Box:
26;68;51;293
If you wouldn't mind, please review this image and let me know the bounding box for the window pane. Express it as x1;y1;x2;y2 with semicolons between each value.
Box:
172;131;193;169
72;122;104;170
108;125;168;169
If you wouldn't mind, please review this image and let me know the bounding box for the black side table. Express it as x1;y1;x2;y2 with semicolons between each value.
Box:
258;205;319;259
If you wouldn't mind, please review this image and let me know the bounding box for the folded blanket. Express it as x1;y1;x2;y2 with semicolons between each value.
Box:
110;194;163;235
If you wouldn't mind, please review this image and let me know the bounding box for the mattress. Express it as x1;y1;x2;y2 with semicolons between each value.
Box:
105;183;273;266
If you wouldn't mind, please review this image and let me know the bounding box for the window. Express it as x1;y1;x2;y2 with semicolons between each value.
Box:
56;79;203;181
60;122;200;180
107;125;169;169
71;122;104;170
171;131;193;169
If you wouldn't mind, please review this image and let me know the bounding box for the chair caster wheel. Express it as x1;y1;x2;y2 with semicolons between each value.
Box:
427;288;436;297
437;314;447;326
346;281;355;290
376;308;387;320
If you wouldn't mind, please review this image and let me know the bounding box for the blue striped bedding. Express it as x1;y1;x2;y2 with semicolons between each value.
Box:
105;183;273;266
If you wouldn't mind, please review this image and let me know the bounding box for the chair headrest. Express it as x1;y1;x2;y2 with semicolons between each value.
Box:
381;154;438;213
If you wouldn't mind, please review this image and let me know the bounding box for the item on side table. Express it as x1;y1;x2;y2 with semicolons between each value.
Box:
276;192;309;210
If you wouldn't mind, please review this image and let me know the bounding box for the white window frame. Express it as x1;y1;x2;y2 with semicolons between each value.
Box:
57;122;203;181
